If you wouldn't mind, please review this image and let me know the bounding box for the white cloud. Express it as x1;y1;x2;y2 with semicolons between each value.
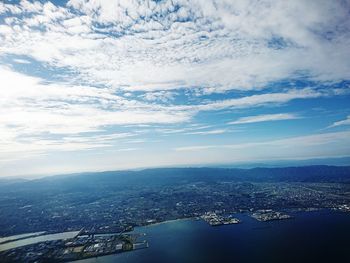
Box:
228;113;299;125
175;130;350;152
12;58;31;64
0;66;191;131
142;90;176;103
0;65;341;160
0;66;193;158
0;0;349;175
0;0;348;93
328;115;350;128
186;129;227;135
172;88;324;112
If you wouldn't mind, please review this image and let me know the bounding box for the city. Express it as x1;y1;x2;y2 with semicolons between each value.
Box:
0;166;349;262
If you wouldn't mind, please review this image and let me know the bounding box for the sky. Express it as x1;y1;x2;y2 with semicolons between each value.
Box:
0;0;350;177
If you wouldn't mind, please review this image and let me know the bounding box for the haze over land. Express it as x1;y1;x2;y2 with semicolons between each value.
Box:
1;165;349;236
0;0;350;177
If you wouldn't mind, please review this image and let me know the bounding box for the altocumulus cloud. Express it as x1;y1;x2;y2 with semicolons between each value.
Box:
0;0;349;91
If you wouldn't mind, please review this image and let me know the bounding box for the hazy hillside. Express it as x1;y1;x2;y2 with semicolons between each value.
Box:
1;165;350;236
1;166;350;194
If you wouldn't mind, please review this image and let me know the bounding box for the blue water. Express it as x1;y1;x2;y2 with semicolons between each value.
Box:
76;210;350;263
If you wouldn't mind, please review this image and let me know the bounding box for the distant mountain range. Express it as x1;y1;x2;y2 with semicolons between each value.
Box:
0;177;28;186
1;165;349;236
1;165;350;194
212;156;350;168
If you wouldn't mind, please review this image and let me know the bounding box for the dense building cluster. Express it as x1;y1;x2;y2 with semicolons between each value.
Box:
1;179;349;236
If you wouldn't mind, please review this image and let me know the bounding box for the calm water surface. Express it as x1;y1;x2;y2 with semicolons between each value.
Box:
0;231;79;252
75;210;350;263
0;231;45;244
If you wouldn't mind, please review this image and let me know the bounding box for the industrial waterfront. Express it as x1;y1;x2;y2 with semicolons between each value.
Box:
75;209;350;263
1;209;349;263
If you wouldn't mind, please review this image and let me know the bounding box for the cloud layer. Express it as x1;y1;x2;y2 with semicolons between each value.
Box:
0;0;349;175
0;0;349;92
228;113;299;125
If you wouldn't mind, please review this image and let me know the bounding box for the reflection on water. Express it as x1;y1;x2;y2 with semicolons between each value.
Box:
0;232;45;244
0;231;79;252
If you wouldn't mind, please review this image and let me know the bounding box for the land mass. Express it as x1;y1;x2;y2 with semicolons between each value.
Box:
1;165;350;262
1;165;349;236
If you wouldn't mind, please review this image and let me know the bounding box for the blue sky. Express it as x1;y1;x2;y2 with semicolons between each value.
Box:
0;0;350;177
